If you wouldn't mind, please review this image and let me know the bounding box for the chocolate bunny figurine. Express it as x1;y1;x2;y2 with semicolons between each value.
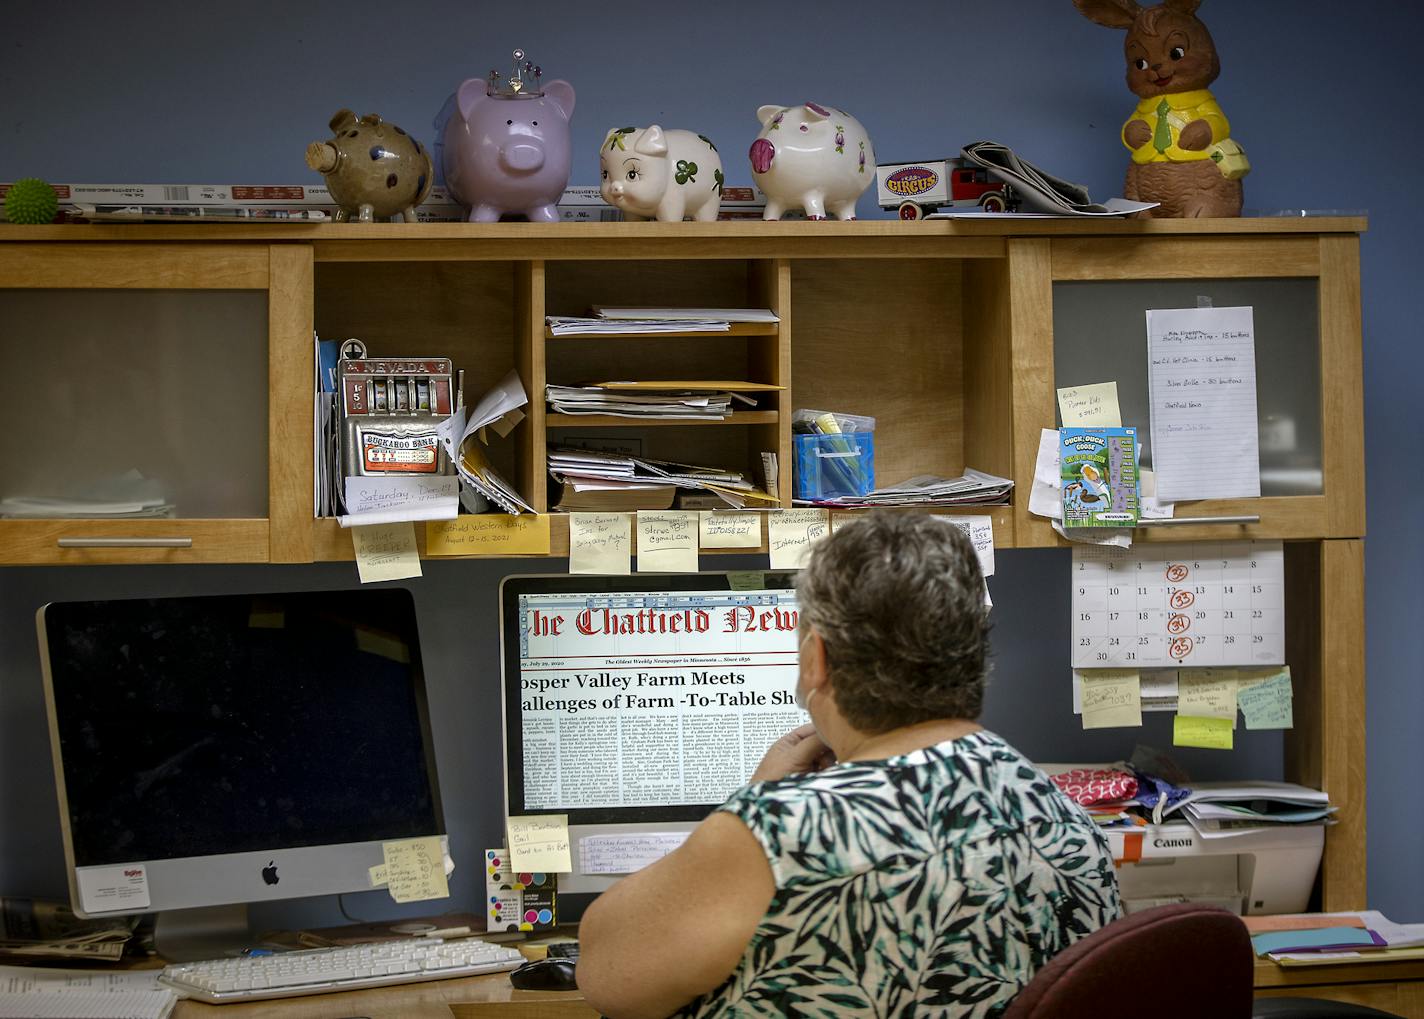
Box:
1074;0;1249;217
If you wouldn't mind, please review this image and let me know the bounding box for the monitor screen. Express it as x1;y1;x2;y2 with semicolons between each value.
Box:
501;574;807;827
38;588;443;918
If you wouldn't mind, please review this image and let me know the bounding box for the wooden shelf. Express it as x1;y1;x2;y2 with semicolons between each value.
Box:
545;411;778;428
545;323;778;340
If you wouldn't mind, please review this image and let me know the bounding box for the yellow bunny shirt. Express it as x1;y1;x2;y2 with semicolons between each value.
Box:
1123;88;1249;178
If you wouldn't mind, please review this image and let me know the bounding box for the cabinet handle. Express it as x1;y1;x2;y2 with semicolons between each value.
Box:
57;537;194;548
1137;515;1260;527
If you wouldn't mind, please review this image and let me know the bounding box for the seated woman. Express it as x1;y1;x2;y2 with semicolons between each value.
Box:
577;513;1121;1018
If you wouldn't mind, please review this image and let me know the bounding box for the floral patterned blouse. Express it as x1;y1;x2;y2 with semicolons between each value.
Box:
677;730;1121;1018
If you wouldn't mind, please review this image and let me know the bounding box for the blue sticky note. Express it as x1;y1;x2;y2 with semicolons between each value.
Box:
1238;669;1293;730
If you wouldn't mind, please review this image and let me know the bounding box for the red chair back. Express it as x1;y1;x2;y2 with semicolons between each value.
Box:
1003;903;1253;1019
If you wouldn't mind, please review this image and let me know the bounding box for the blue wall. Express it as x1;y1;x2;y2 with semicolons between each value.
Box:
2;1;1419;921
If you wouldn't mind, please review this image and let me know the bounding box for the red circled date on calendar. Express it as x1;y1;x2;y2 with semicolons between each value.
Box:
1169;589;1195;609
1168;636;1195;660
1167;613;1191;634
1166;563;1190;583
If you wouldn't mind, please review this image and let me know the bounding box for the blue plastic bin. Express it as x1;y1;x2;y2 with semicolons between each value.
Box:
794;433;875;501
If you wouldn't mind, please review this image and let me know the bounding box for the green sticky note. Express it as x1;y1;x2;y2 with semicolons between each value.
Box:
1174;714;1234;750
1237;667;1293;730
727;571;766;591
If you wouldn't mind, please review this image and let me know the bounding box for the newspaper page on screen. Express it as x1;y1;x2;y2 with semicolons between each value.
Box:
516;589;806;811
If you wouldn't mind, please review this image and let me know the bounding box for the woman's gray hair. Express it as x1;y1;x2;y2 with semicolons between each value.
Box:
797;512;990;733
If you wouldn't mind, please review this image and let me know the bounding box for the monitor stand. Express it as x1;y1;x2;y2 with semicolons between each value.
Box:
153;903;253;962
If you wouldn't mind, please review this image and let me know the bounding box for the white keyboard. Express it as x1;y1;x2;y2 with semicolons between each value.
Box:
158;936;526;1003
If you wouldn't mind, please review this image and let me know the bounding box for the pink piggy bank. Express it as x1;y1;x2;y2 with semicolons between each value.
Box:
748;102;876;220
442;53;575;223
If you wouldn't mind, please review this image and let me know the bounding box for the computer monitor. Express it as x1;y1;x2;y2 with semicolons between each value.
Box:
499;573;807;905
37;588;444;959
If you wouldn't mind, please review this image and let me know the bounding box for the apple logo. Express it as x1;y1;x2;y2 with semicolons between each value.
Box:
261;861;279;886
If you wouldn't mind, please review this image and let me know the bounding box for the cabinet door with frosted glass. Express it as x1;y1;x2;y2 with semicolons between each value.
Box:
1016;230;1363;545
0;243;312;563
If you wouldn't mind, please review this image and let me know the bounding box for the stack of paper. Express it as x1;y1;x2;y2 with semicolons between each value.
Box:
797;470;1013;508
547;385;757;420
1247;911;1424;966
444;370;534;516
593;307;779;323
1164;782;1334;839
546;316;729;336
548;447;776;510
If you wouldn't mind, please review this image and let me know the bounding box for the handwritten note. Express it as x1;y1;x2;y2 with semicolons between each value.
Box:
426;514;551;556
699;511;762;548
351;523;422;583
382;836;449;903
1237;666;1294;729
727;571;766;591
1174;714;1234;750
768;509;829;569
569;513;631;575
579;832;690;876
636;511;699;572
1179;669;1239;720
507;815;572;872
940;516;996;578
1058;382;1122;427
1080;670;1142;729
1147;305;1260;501
341;475;459;527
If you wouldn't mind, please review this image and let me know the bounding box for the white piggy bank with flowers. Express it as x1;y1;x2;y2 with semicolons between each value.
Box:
747;102;876;220
600;126;724;222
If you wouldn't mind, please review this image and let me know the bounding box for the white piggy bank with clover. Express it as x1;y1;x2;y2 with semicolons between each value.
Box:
599;126;724;222
748;102;875;220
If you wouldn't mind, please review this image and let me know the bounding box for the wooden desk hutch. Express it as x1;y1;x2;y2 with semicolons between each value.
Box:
0;218;1373;1008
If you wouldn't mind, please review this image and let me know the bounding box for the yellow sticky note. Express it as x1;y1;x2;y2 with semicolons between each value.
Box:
1080;670;1142;729
507;815;572;873
698;511;762;549
1174;715;1235;750
352;523;422;583
569;513;631;575
1237;666;1293;730
368;864;388;888
636;511;699;572
1057;382;1122;427
426;514;550;556
381;836;449;903
767;509;830;570
830;512;854;533
1179;669;1239;720
727;571;766;591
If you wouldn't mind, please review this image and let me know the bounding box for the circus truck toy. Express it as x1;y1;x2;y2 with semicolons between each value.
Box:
876;158;1016;219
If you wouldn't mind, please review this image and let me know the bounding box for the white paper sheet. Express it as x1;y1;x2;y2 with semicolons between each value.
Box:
1147;306;1260;501
580;832;690;875
339;475;459;527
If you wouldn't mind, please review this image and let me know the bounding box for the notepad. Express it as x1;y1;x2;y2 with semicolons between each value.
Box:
0;991;175;1019
1146;305;1261;502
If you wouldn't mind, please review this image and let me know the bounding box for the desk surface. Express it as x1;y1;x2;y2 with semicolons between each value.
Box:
165;958;1424;1017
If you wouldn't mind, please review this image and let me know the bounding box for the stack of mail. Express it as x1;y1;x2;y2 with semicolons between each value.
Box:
546;316;729;336
801;470;1014;508
547;385;753;420
548;447;776;510
437;369;534;516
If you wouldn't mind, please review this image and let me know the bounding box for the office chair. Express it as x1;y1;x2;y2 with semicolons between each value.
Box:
1003;903;1254;1019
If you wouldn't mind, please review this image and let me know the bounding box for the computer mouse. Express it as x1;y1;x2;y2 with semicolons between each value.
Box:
509;957;579;992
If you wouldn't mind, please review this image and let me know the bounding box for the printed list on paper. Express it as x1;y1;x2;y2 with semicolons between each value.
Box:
1147;305;1261;502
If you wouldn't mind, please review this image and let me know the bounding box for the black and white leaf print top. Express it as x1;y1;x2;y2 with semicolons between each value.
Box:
678;730;1121;1018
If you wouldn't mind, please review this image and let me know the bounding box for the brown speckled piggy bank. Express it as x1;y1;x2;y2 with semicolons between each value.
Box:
305;110;433;223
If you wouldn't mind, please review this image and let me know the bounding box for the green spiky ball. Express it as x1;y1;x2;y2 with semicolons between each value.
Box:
5;178;59;225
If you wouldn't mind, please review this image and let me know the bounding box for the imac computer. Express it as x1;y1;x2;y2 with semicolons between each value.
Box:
499;573;808;909
37;588;445;960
